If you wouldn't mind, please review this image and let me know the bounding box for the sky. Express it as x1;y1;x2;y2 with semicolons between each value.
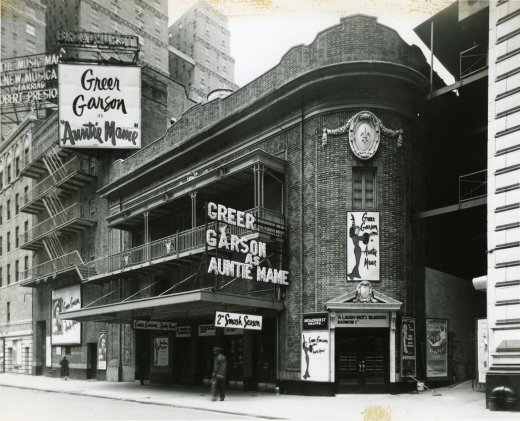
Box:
167;0;456;87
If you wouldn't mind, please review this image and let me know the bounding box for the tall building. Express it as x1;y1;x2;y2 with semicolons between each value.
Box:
414;0;520;411
168;0;238;102
0;110;39;374
0;0;47;141
42;0;170;75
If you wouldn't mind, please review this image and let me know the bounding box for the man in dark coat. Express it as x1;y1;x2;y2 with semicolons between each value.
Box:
138;352;147;385
211;347;227;401
59;356;69;380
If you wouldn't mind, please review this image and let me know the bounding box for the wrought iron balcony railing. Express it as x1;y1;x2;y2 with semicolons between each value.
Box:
19;251;85;284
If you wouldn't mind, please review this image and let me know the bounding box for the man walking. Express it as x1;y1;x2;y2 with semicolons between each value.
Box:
211;347;227;401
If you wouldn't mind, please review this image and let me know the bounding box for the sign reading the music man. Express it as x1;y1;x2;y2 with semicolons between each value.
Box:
347;212;380;281
58;64;141;149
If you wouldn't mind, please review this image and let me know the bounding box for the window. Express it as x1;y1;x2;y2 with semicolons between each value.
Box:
15;194;19;214
26;23;35;36
26;6;35;19
155;16;160;26
205;47;209;55
91;9;99;19
200;80;205;89
113;21;120;32
0;172;3;189
24;256;28;270
353;168;376;209
15;261;18;282
7;232;10;252
0;268;2;287
89;245;95;261
89;200;95;220
155;29;160;37
91;23;99;32
24;186;28;195
155;57;161;66
135;5;143;15
0;236;2;255
113;4;121;14
90;160;96;175
0;206;2;224
24;221;28;232
26;40;36;54
7;200;10;220
7;264;10;285
154;45;160;54
205;59;209;66
81;248;86;262
7;165;11;183
65;346;71;355
15;227;19;248
13;32;18;42
7;302;10;322
136;18;144;29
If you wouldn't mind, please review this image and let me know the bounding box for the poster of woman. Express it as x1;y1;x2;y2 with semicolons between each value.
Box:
154;337;169;366
347;212;380;281
98;332;107;370
300;332;330;382
400;317;416;378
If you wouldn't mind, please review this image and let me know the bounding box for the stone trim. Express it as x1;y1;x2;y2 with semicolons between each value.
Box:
134;0;168;19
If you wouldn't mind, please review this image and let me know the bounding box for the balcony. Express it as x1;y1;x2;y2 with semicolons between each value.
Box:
20;156;97;214
20;203;97;251
84;207;285;283
20;144;72;179
20;251;88;287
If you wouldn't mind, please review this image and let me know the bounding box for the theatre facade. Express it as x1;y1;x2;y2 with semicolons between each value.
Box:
22;15;479;395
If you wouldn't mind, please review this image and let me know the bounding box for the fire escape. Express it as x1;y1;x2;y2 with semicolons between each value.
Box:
18;117;97;286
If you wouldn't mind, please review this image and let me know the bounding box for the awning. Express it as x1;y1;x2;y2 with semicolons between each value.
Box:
61;289;284;323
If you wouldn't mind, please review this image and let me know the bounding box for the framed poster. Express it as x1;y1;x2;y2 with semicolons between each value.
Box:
51;284;82;345
426;318;448;380
97;331;107;371
400;317;416;378
154;337;169;366
302;313;330;382
476;318;488;384
347;211;380;281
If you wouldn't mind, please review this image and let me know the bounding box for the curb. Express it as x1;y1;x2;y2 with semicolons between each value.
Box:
0;383;284;420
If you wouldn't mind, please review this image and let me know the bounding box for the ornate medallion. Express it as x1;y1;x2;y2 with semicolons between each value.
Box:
349;111;380;160
353;281;378;303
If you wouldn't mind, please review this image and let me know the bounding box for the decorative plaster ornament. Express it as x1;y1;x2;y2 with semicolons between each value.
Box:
353;280;378;303
322;111;404;153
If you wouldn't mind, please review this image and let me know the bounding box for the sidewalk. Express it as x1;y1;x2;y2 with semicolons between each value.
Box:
0;373;517;420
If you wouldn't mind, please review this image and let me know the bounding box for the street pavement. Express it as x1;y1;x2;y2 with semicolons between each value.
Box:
0;373;518;420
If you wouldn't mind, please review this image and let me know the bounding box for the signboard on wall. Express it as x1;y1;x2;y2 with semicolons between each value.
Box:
46;337;51;367
51;284;82;345
400;317;416;378
198;324;215;337
476;318;488;384
303;313;329;331
301;331;330;382
176;326;191;338
153;337;168;366
215;311;262;330
98;331;107;371
347;212;380;281
58;64;141;149
133;319;177;331
336;313;389;328
426;318;448;380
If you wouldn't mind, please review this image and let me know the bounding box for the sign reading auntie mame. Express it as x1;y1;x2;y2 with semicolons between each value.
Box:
58;64;141;149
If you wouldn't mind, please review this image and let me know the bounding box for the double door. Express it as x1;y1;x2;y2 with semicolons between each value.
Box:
336;328;389;393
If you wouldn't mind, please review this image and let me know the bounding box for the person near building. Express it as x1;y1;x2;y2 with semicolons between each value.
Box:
59;356;69;380
139;352;147;385
211;347;227;401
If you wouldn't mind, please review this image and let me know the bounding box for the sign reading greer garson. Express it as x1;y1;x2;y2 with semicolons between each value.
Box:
58;64;141;149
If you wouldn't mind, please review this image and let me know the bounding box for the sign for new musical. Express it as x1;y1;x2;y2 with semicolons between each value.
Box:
58;64;141;149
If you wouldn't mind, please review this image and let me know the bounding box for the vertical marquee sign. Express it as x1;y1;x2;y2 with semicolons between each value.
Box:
400;317;416;378
347;211;380;281
301;313;330;382
426;318;448;380
58;64;141;149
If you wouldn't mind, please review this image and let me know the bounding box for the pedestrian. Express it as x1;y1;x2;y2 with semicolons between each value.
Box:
139;352;147;386
59;356;69;380
211;346;227;401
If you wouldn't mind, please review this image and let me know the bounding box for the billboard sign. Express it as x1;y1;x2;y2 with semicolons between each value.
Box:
51;284;82;345
58;64;141;149
153;337;169;366
214;311;262;330
401;317;417;378
301;331;330;382
426;318;449;380
347;211;380;281
98;331;107;370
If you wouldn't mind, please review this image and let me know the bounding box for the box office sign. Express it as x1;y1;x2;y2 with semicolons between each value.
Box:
176;326;192;338
133;319;177;332
215;311;262;330
303;313;329;331
198;324;216;336
400;317;416;378
426;318;448;380
347;212;380;281
336;313;389;328
58;64;141;149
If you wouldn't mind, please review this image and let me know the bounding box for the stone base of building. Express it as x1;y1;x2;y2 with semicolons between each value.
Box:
280;380;335;396
486;372;520;412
